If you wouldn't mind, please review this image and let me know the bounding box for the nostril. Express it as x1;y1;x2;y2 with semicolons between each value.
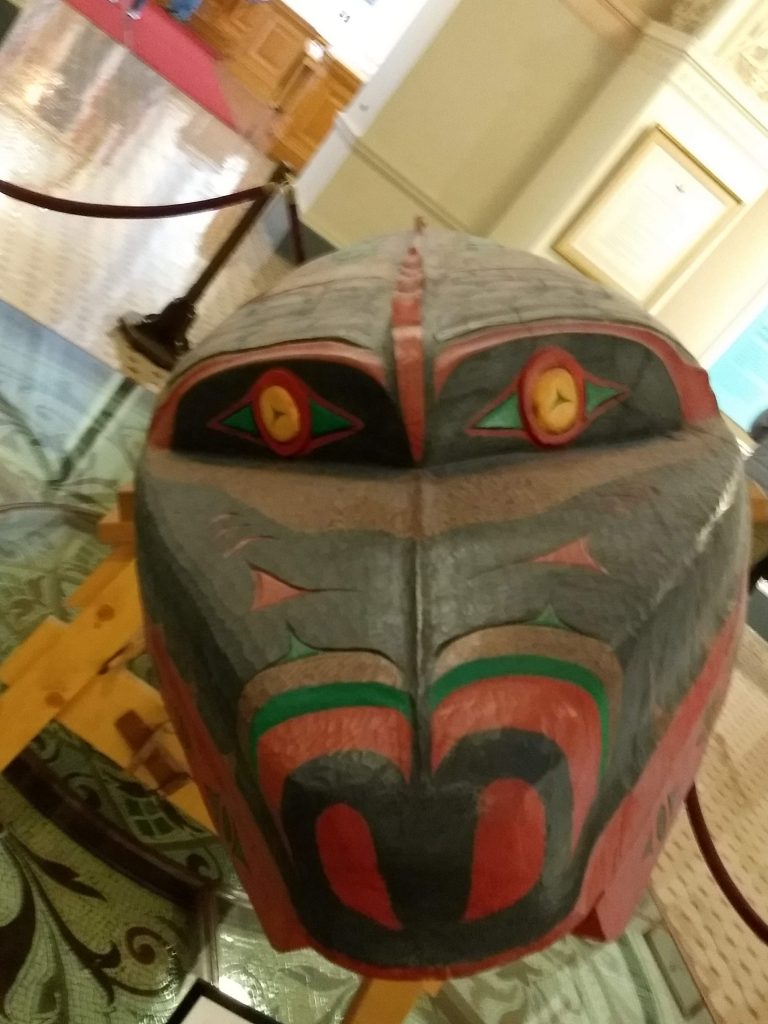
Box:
464;779;546;921
316;803;402;931
430;671;604;844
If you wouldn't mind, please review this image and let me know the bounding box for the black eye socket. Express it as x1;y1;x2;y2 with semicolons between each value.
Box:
424;333;684;465
468;348;628;448
210;368;362;457
170;361;414;467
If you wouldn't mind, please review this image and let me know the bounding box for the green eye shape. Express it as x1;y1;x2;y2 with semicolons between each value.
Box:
475;393;523;431
221;404;258;434
584;380;622;413
310;402;354;436
468;349;629;447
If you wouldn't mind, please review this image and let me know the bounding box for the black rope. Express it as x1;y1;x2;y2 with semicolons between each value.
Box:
0;501;101;521
0;177;281;219
686;784;768;944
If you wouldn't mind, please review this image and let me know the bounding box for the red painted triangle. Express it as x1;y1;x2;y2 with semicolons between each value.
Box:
251;568;309;610
532;538;606;573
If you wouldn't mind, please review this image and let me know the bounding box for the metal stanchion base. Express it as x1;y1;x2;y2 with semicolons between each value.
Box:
118;298;196;371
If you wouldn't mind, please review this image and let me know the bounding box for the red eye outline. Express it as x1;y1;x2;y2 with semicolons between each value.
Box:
208;367;363;457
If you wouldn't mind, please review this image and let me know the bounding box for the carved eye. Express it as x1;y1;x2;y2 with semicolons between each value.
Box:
257;378;306;450
528;366;581;437
209;368;362;457
469;348;627;448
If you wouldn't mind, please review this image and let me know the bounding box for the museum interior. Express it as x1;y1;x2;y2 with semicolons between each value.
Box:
2;0;768;1022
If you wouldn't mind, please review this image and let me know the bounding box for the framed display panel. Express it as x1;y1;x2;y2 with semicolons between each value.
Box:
553;126;741;304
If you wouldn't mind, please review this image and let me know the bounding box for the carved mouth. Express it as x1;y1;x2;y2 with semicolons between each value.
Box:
242;626;622;966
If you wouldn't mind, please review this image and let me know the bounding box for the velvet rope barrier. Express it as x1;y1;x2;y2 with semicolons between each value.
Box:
686;784;768;944
117;163;292;368
0;177;280;218
0;164;297;368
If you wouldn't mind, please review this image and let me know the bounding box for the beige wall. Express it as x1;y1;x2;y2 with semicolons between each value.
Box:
655;193;768;360
564;0;676;24
298;0;768;370
628;0;677;19
301;0;632;246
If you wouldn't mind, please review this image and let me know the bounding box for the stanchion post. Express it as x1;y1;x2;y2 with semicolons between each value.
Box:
285;178;307;266
118;164;289;370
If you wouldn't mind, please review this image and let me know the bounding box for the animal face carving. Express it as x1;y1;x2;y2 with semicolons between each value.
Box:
136;231;747;977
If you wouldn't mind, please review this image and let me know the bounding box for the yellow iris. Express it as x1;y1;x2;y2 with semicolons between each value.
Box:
258;385;302;443
531;368;580;435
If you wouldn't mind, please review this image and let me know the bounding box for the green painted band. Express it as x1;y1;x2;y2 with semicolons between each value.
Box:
249;682;412;755
429;654;610;775
249;657;610;777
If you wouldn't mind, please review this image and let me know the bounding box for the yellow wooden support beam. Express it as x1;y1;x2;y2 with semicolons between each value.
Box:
750;480;768;525
0;563;142;771
97;506;135;548
117;485;135;523
59;667;214;832
342;979;442;1024
2;499;214;831
0;617;66;686
65;546;133;610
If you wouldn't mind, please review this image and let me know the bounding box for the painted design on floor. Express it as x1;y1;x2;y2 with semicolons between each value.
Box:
26;721;235;886
0;300;231;1022
199;888;715;1024
0;774;198;1024
0;300;152;662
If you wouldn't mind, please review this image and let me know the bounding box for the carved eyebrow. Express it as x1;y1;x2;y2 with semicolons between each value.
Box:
433;319;593;396
432;319;716;427
149;339;386;448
